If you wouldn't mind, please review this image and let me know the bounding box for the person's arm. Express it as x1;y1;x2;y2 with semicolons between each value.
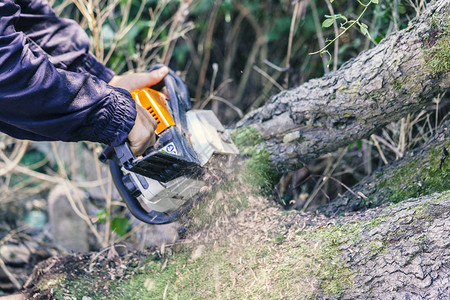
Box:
0;0;134;146
14;0;114;82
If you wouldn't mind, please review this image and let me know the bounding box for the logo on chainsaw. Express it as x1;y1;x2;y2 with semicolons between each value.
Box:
161;142;178;156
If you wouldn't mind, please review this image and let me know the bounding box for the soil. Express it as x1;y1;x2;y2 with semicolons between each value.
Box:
24;247;149;300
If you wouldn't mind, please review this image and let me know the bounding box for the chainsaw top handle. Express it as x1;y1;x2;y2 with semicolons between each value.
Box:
99;64;190;160
152;64;191;127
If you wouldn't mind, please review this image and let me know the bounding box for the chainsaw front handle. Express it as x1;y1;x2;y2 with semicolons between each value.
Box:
109;160;179;224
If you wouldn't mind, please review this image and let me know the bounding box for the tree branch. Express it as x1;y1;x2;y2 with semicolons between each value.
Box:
237;0;449;172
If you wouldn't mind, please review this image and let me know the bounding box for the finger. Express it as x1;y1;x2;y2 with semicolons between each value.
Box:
161;86;168;97
142;106;157;130
147;66;169;86
129;134;152;156
133;132;156;156
132;67;169;90
148;133;156;148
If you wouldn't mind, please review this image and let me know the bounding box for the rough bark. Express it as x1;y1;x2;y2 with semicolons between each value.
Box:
330;191;450;299
237;0;450;172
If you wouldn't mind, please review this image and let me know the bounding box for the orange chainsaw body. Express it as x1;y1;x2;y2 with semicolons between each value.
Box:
130;88;175;134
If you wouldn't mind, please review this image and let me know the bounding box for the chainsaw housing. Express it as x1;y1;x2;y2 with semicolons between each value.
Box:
102;66;238;224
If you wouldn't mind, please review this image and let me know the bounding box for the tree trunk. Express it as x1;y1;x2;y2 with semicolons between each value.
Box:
325;190;450;298
237;0;450;172
320;120;450;216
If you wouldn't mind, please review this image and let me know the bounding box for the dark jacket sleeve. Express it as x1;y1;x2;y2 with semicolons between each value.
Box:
15;0;115;82
0;0;136;146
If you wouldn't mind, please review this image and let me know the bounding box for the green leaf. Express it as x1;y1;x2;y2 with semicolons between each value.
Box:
96;209;107;223
359;23;369;36
322;19;335;28
371;0;379;4
335;14;348;22
357;140;363;149
111;217;130;237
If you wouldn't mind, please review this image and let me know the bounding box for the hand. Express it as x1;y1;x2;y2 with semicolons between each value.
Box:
109;66;169;91
127;104;157;156
109;66;169;156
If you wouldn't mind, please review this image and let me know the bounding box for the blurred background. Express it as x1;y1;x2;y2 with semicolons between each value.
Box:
0;0;448;293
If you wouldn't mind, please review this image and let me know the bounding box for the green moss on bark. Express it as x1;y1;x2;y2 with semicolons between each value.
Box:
423;18;450;76
379;143;450;203
424;36;450;75
230;126;264;149
231;126;280;190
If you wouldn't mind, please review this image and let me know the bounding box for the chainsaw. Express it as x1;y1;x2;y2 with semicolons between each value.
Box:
100;65;239;224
